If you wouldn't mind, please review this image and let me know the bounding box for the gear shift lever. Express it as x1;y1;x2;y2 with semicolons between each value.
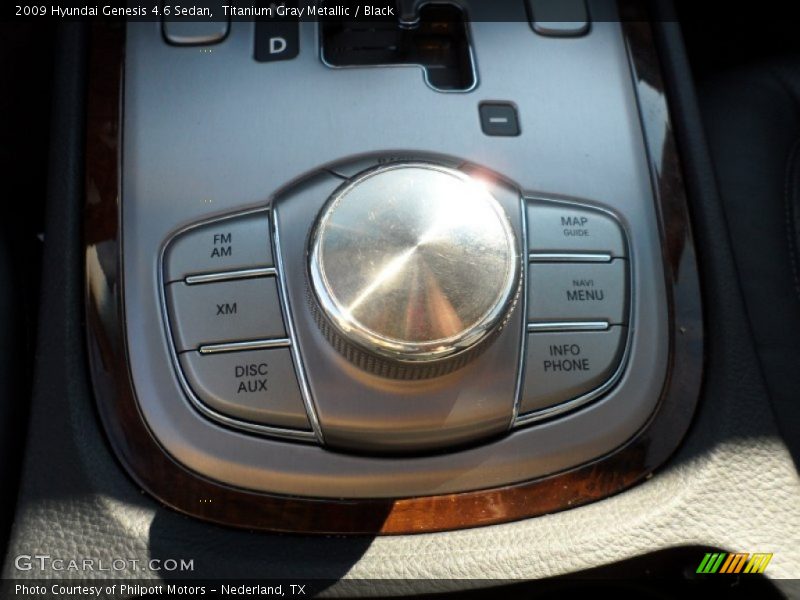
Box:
397;0;420;27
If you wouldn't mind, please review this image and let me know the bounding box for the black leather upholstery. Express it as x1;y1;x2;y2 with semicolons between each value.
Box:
0;22;52;558
0;207;20;555
700;59;800;467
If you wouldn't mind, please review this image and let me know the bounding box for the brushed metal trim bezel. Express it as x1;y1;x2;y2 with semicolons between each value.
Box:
185;267;277;285
307;161;522;366
513;196;634;428
157;190;634;440
158;207;320;443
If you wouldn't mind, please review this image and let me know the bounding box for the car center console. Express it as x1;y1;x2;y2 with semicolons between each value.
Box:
85;0;703;532
164;162;637;457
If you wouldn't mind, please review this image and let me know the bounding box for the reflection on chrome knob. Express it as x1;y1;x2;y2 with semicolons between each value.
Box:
308;163;520;379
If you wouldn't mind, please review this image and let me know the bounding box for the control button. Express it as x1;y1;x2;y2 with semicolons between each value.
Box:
254;18;299;62
479;103;521;137
520;327;625;413
526;0;589;37
528;260;627;324
180;348;310;430
165;212;273;282
308;162;520;378
527;203;626;257
167;277;286;351
163;1;230;45
163;21;229;46
328;153;463;180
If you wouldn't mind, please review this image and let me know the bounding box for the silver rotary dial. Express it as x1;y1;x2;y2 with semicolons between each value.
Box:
308;162;520;379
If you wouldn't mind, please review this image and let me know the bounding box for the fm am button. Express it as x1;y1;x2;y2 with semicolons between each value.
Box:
527;202;626;257
210;232;232;258
520;327;625;413
528;260;628;324
165;212;273;282
180;348;310;430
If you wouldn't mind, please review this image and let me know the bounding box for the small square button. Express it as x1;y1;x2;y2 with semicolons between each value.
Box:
163;20;229;46
527;0;589;37
162;0;230;45
479;103;521;137
255;20;300;62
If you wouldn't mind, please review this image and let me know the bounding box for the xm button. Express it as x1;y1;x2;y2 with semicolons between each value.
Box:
167;277;286;351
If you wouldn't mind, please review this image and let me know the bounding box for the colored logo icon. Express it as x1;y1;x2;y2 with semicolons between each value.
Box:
696;552;773;574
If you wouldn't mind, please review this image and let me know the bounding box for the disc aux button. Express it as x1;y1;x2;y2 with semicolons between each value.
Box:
520;327;625;414
180;348;310;430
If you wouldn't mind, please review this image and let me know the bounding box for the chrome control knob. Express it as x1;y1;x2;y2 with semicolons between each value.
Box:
309;163;520;379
